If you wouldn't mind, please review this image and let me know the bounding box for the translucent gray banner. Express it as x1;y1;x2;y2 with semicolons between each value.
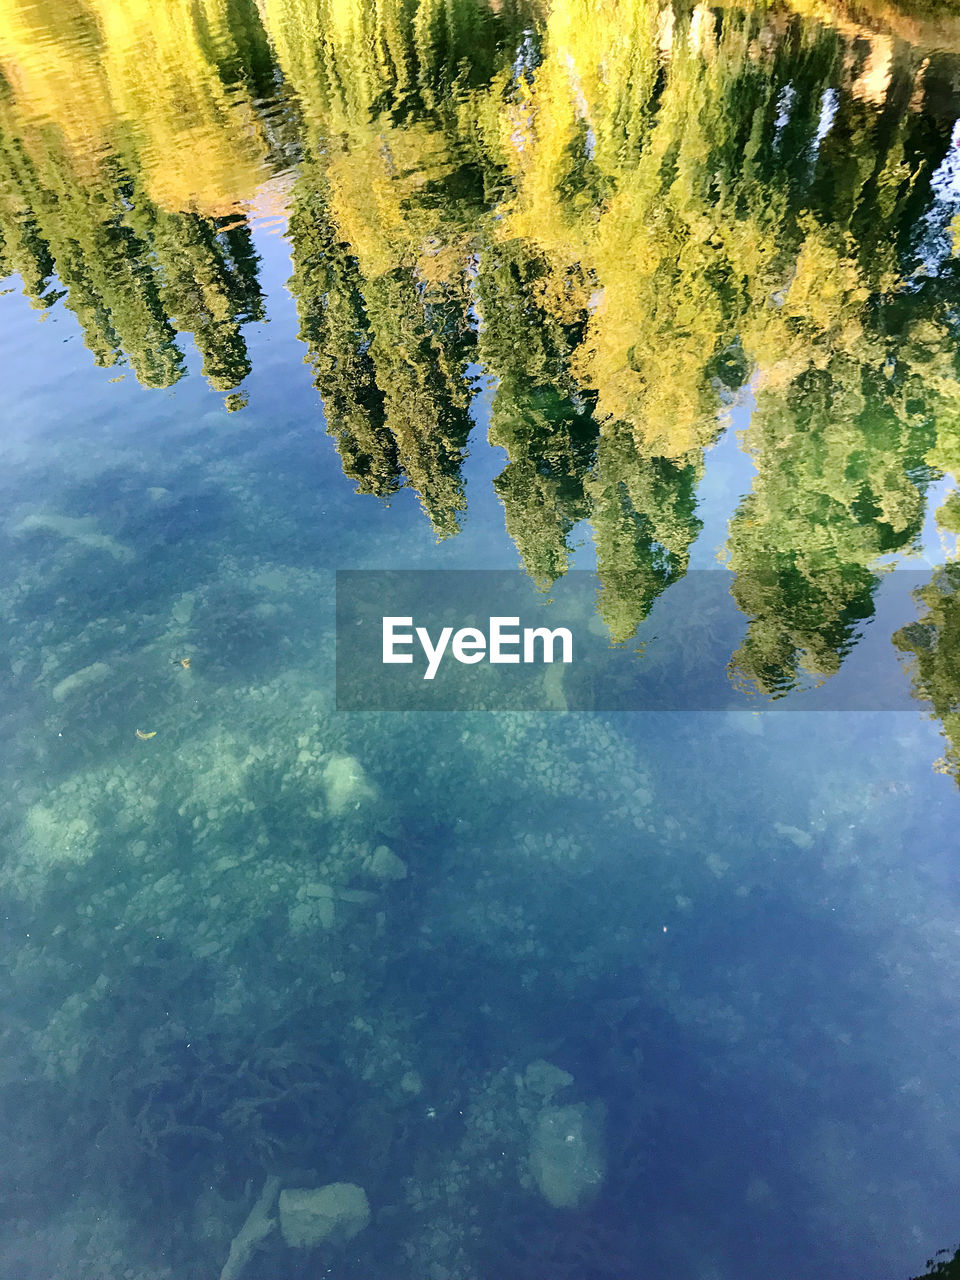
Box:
335;569;930;711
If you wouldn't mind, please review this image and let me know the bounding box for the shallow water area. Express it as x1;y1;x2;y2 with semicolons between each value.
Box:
3;2;960;1278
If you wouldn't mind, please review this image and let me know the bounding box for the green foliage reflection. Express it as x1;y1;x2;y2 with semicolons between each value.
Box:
3;0;960;765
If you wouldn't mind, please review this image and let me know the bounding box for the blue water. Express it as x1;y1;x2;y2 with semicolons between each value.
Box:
3;6;960;1274
2;212;960;1280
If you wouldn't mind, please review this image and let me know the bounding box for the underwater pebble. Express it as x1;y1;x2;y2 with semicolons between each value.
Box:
774;822;814;849
369;844;408;881
278;1184;371;1249
300;882;335;898
529;1103;605;1209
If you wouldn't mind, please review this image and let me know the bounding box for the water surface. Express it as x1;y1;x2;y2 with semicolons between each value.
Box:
3;1;960;1277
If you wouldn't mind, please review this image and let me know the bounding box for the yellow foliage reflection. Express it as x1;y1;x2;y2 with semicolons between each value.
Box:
3;0;960;756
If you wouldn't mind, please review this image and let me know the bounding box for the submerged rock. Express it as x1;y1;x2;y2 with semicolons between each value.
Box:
219;1175;280;1280
521;1060;573;1104
288;897;335;933
369;844;407;881
278;1183;371;1248
400;1070;423;1095
529;1103;605;1209
774;821;814;850
51;661;111;704
321;754;377;816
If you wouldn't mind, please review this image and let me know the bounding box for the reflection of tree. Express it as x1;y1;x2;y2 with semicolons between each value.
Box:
910;1242;960;1278
128;202;265;391
0;0;275;214
895;567;960;783
275;0;960;648
272;0;523;534
476;243;596;582
727;345;935;692
413;0;504;112
0;192;61;310
0;0;275;395
364;266;475;538
915;264;960;552
588;427;703;643
0;122;267;392
479;0;958;652
727;231;960;690
566;11;758;462
288;139;477;534
288;165;400;498
3;0;960;668
718;21;957;692
0;131;184;386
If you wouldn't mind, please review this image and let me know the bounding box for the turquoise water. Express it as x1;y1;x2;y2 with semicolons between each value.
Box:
3;2;960;1277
